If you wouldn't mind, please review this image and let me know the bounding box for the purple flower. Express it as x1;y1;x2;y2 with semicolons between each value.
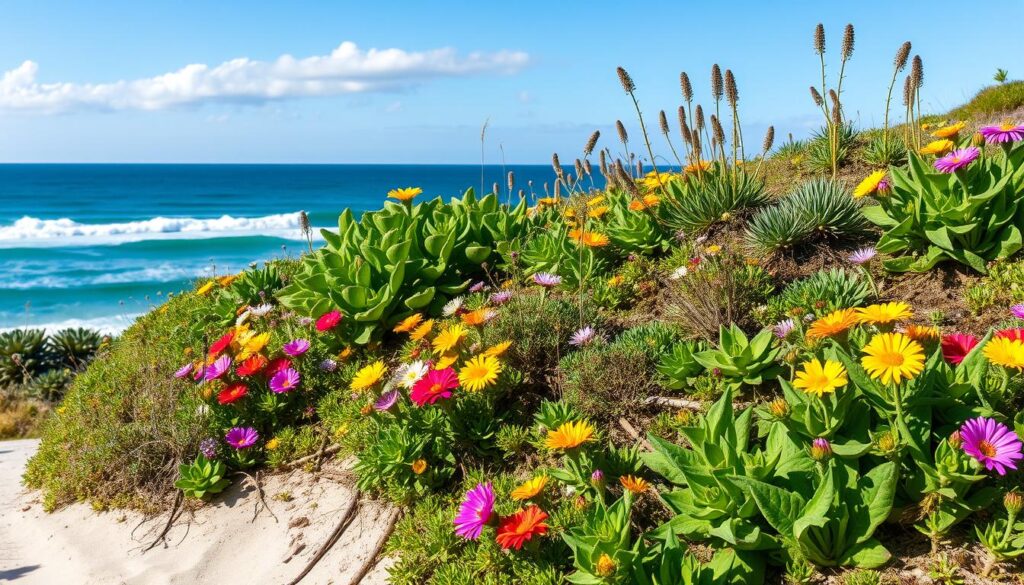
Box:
590;469;605;490
569;325;600;347
960;417;1023;476
532;272;562;288
876;177;891;193
199;438;219;459
979;123;1024;144
1012;304;1024;320
849;247;877;265
490;290;513;305
283;338;310;357
933;147;980;173
269;368;301;393
225;426;259;449
773;319;795;339
469;281;486;293
453;482;495;540
374;390;400;412
174;363;193;379
298;316;313;326
204;355;232;381
319;358;338;372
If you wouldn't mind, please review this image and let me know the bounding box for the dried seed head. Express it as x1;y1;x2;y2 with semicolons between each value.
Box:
695;105;705;130
841;24;855;60
636;160;643;176
902;75;913;107
616;120;629;144
831;99;842;127
599;150;609;176
724;69;738;106
574;158;584;179
814;23;825;55
711;114;726;145
507;171;515;192
492;182;499;194
678;106;690;144
616;163;641;198
762;126;775;153
658;110;670;135
894;41;912;72
691;130;702;156
616;66;636;93
299;210;311;236
583;130;600;157
679;72;693;103
911;55;923;89
552;153;563;176
810;86;824;107
517;188;524;198
554;178;562;198
584;159;592;176
711;64;723;101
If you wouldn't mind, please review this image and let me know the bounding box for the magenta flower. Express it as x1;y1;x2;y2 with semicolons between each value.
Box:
941;333;980;366
849;247;877;265
174;363;193;379
876;177;891;193
269;368;301;393
490;290;513;305
204;355;232;381
569;326;600;347
532;272;562;288
979;123;1024;144
374;389;400;412
225;426;259;449
933;147;980;173
1011;304;1024;320
453;482;496;540
283;338;310;357
773;319;795;339
959;417;1023;476
469;281;486;293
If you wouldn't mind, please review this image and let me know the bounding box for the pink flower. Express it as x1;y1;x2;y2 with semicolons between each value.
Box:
941;333;979;366
933;147;980;173
315;310;342;332
979;123;1024;144
453;482;495;540
174;363;193;379
1012;304;1024;320
204;355;232;381
410;368;458;406
225;426;259;449
283;338;310;356
960;417;1023;475
269;368;301;393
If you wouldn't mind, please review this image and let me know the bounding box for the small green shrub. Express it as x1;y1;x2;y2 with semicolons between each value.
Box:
964;258;1024;314
26;368;73;401
660;168;769;236
559;343;654;422
861;133;907;167
174;455;231;499
804;123;857;174
745;179;868;254
657;340;708;390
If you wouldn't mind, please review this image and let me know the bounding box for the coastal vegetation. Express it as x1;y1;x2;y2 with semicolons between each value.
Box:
16;23;1024;583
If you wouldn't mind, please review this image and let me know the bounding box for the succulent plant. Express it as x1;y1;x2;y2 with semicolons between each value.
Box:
174;455;231;499
0;329;53;387
26;368;73;401
49;327;103;369
693;324;783;387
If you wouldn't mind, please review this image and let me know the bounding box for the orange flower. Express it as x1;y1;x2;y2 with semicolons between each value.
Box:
411;459;427;474
806;308;859;340
495;506;549;550
393;313;423;333
904;324;940;342
510;476;548;501
409;319;435;341
461;308;497;327
619;475;650;494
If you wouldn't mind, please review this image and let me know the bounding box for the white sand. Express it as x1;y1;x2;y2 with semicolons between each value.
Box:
0;439;394;584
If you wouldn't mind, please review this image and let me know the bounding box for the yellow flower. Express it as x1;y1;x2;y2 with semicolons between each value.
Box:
432;323;467;355
705;244;721;255
932;121;965;139
237;332;271;360
628;194;661;211
919;139;954;156
856;302;913;325
564;208;577;219
587;205;609;219
685;160;712;173
853;170;886;198
860;332;926;385
570;229;610;248
586;195;606;206
393;313;423;333
388;187;422;202
607;275;624;287
510;476;548;501
218;274;239;287
196;281;215;296
350;361;387;391
619;475;650;494
410;319;435;341
434;353;459;369
545;420;596;450
806;308;860;340
596;554;616;577
461;308;496;327
792;358;848;397
266;438;280;451
483;341;512;357
536;197;560;206
458;354;503;392
904;324;940;342
983;337;1024;370
338;346;353;361
411;459;428;474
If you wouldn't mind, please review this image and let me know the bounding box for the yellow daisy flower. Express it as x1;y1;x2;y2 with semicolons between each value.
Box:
685;160;712;173
388;187;422;202
792;358;848;397
458;354;503;392
586;195;606;206
853;170;886;198
619;475;650;494
410;319;435;341
596;554;616;577
856;302;913;325
983;337;1024;370
434;353;459;370
569;229;610;248
196;281;215;296
483;341;512;357
931;121;965;139
587;205;610;219
265;438;280;451
350;361;387;392
860;332;925;385
510;476;548;501
393;313;424;333
432;323;467;355
919;139;954;156
904;324;940;342
237;332;271;360
545;420;595;450
806;308;859;340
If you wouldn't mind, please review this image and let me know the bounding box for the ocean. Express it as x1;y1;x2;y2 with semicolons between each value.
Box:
0;164;565;333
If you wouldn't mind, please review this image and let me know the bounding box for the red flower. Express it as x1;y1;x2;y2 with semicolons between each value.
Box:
217;382;248;405
266;357;293;376
941;333;979;366
495;505;549;550
409;368;458;406
316;310;343;332
996;328;1024;342
236;354;269;377
209;331;235;357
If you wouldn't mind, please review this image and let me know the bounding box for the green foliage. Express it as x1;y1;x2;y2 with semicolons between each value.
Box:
656;340;708;390
840;569;880;585
559;342;653;422
964;257;1024;314
976;509;1024;565
761;268;871;324
951;81;1024;118
665;251;774;339
279;190;527;344
862;133;907;167
805;123;857;174
562;494;641;584
174;455;231;499
863;146;1024;273
693;325;783;387
0;329;52;386
26;368;73;401
48;327;103;369
660;169;769;236
745;179;868;254
602;189;670;255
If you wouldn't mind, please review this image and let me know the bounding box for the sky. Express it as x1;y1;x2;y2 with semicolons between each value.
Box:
0;0;1021;164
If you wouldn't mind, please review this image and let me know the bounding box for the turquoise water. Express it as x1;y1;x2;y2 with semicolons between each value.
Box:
0;164;562;332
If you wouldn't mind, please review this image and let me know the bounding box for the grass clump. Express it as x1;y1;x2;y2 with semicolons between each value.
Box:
759;267;872;324
745;178;868;254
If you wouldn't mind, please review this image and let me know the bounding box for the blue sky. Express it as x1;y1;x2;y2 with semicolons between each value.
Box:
0;0;1021;164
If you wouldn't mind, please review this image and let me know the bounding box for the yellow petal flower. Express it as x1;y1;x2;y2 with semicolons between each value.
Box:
388;187;422;202
860;332;925;385
792;358;848;397
458;355;502;392
853;170;886;198
350;361;387;391
510;476;548;501
545;420;595;450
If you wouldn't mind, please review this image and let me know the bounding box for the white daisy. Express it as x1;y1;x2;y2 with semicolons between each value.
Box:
248;303;274;317
442;296;465;317
396;360;428;389
670;266;688;280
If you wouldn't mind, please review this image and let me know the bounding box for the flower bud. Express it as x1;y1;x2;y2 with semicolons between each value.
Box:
971;132;985;148
590;469;605;491
768;398;790;419
876;431;897;454
1005;491;1024;516
596;553;616;577
948;430;963;449
810;438;832;461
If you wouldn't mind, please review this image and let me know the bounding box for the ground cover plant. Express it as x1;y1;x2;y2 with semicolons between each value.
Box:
22;22;1024;583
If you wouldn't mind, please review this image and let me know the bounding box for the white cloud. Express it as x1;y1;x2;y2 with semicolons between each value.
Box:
0;42;529;113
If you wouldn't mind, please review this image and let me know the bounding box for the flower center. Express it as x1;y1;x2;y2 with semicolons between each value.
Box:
879;352;905;367
430;383;443;393
979;440;997;458
1001;123;1016;131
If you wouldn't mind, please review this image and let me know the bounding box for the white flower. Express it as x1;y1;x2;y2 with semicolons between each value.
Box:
248;303;274;317
234;311;251;326
670;266;689;280
395;360;428;389
442;296;465;317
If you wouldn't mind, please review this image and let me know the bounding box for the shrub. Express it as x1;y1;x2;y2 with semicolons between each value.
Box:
0;329;52;387
745;179;868;254
804;123;857;174
862;133;907;167
951;81;1024;119
559;342;654;423
0;394;47;439
660;168;769;236
964;258;1024;314
48;327;104;369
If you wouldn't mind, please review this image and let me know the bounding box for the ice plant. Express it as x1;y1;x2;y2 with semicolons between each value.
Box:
773;319;795;339
225;426;259;449
373;390;400;412
904;324;940;343
996;327;1024;341
1011;304;1024;319
453;482;495;540
919;139;954;156
410;367;459;406
236;354;268;377
350;361;387;392
941;333;979;366
266;357;292;375
982;337;1024;370
959;417;1023;475
569;325;600;347
394;360;428;389
461;308;497;327
934;147;980;173
217;382;248;405
282;338;310;357
482;341;512;358
392;313;423;333
458;355;502;392
411;459;427;474
849;247;877;265
432;324;468;355
387;186;422;201
442;296;465;317
545;420;595;450
932;121;965;139
532;272;562;288
315;310;342;332
792;358;848;397
853;170;886;198
490;290;512;305
495;506;549;550
510;476;548;501
810;438;832;461
269;368;301;393
204;355;232;381
860;332;925;385
979;122;1024;144
208;331;235;356
248;303;273;317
